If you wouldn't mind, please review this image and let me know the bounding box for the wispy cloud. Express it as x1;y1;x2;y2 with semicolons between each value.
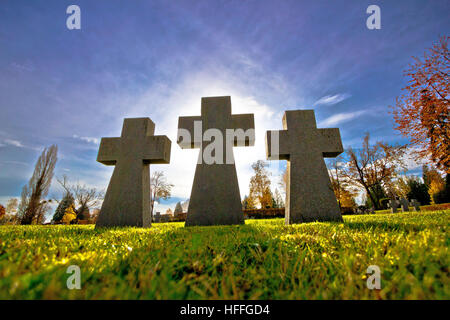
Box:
314;93;351;106
319;110;367;127
73;135;100;145
2;139;25;148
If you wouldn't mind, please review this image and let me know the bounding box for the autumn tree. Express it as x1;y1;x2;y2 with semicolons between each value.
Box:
278;168;288;195
52;175;75;222
249;160;273;209
52;175;103;221
328;156;357;211
150;171;173;218
165;208;173;217
5;198;18;214
341;134;407;210
0;204;5;219
425;167;447;204
62;205;77;224
174;202;183;215
242;195;256;209
273;188;284;208
18;145;58;225
391;36;449;173
72;183;104;220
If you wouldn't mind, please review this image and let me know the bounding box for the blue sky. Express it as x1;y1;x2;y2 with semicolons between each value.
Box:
0;0;449;214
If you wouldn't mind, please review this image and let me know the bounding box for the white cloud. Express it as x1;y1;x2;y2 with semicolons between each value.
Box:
73;135;100;145
3;139;24;148
319;110;367;127
314;93;351;106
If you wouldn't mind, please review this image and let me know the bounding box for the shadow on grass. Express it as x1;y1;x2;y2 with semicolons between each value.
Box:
344;221;427;232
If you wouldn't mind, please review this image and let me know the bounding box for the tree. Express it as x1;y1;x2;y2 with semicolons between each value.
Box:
53;175;103;220
328;156;357;210
427;170;446;204
164;208;173;217
0;204;5;219
279;168;288;195
339;189;357;209
406;177;431;205
52;175;75;222
249;160;272;208
62;205;77;224
5;198;18;214
150;171;173;218
391;36;449;173
18;145;58;225
242;195;256;209
72;183;103;220
174;202;183;214
53;193;75;222
341;134;406;210
273;188;284;208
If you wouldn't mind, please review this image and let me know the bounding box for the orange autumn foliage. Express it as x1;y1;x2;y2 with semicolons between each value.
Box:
391;36;450;173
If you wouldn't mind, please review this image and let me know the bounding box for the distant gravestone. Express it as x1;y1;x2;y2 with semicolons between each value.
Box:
388;199;399;213
266;110;344;224
399;198;410;212
410;199;420;211
178;96;254;226
96;118;171;228
154;211;161;222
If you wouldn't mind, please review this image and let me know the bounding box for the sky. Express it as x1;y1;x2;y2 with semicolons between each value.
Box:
0;0;449;217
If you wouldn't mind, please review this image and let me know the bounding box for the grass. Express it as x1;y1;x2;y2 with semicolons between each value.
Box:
0;210;449;300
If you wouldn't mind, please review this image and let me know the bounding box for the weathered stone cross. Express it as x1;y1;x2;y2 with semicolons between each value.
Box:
96;118;171;228
266;110;343;224
178;96;255;226
409;199;420;211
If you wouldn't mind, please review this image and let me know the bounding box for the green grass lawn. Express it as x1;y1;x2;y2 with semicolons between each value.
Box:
0;210;449;300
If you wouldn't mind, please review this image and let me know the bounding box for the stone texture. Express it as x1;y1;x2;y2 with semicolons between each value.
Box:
410;199;420;211
154;211;161;222
399;198;410;212
266;110;343;224
389;199;399;213
178;96;254;226
96;118;171;228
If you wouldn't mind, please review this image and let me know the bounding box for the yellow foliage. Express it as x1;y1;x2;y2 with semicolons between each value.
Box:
62;205;77;224
429;178;445;205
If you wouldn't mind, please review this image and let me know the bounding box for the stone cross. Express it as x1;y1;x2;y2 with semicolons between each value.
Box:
399;198;410;212
266;110;343;224
154;211;161;222
178;96;254;226
388;199;399;213
410;199;420;211
96;118;171;228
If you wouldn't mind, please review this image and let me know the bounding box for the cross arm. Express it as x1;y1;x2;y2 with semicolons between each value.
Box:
142;135;172;164
265;130;290;160
231;114;255;146
177;116;202;149
97;138;121;165
318;128;343;158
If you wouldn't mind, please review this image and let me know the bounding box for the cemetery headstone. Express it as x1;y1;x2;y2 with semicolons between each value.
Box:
388;199;399;213
410;199;420;211
154;211;161;222
399;198;410;212
96;118;171;228
178;96;254;226
265;110;344;224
